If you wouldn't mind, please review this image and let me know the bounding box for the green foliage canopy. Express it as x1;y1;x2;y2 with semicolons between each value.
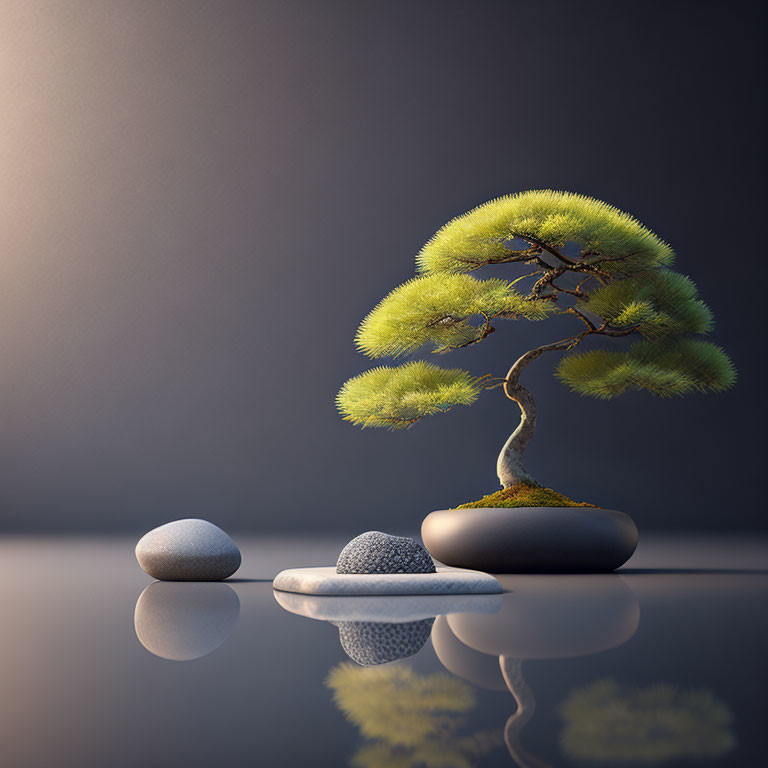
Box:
336;361;480;428
556;338;736;399
337;190;735;431
585;270;713;340
355;273;552;358
417;190;674;276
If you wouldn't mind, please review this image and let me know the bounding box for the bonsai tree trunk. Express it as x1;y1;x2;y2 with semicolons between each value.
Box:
497;382;537;487
496;332;591;488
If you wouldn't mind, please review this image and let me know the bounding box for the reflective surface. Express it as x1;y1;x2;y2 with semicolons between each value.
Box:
0;535;766;767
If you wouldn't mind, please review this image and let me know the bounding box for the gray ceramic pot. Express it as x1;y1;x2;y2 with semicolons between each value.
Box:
421;506;638;573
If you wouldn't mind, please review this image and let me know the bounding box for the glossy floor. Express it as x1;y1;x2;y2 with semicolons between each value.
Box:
0;535;766;767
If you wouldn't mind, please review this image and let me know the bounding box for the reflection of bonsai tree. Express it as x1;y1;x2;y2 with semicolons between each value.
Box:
433;576;640;768
559;678;735;762
498;657;550;768
432;624;549;768
326;662;501;768
337;191;735;503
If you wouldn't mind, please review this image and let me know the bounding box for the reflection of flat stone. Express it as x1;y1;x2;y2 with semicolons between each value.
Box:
272;565;502;596
423;507;638;573
273;590;503;622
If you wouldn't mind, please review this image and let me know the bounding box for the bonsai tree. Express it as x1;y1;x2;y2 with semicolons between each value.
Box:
337;190;735;506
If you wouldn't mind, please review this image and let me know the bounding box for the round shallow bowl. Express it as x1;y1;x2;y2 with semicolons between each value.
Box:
422;506;638;573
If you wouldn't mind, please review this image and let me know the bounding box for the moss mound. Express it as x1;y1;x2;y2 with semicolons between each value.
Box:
455;484;597;509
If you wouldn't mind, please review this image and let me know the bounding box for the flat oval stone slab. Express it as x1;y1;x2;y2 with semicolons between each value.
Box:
422;507;638;573
273;566;502;596
337;531;435;574
135;519;241;581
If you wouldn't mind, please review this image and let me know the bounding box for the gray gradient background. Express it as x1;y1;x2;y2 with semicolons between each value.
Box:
0;0;764;534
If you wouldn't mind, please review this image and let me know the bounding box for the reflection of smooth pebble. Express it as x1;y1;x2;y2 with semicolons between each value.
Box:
336;619;434;666
134;582;240;661
135;518;241;581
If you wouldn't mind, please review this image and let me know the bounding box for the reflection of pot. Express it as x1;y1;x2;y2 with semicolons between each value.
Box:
134;582;240;661
431;616;508;691
431;575;639;768
448;574;639;659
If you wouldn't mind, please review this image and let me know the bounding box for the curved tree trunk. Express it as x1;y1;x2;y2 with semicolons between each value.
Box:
497;382;538;487
496;336;575;489
494;310;639;489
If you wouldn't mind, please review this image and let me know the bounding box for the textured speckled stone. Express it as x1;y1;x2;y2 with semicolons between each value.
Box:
336;619;434;666
135;519;241;581
337;531;436;574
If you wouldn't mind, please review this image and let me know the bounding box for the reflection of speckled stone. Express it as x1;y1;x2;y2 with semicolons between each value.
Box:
336;531;435;575
337;619;434;666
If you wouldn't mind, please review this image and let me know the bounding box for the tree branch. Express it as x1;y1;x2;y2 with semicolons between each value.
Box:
553;284;588;300
452;248;546;270
509;270;542;287
581;250;640;266
431;312;496;352
503;331;591;395
500;246;543;259
594;321;640;337
567;306;597;330
528;267;566;300
509;232;578;266
502;318;640;395
576;274;600;292
449;313;496;349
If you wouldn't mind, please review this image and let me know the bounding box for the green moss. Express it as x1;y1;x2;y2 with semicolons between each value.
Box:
455;483;597;509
